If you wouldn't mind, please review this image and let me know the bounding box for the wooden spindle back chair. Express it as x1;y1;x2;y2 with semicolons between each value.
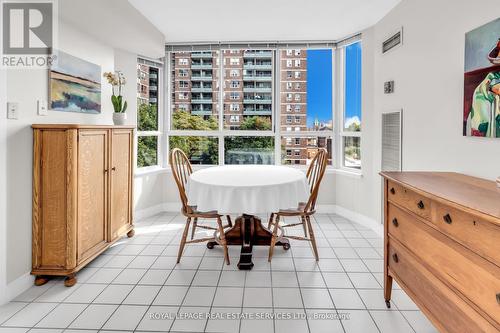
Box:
169;148;230;265
268;148;328;262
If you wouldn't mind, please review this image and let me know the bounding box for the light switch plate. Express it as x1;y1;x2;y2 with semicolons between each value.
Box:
37;100;48;116
7;102;18;119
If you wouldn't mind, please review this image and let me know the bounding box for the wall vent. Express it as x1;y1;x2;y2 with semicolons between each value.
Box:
382;28;403;54
382;110;403;171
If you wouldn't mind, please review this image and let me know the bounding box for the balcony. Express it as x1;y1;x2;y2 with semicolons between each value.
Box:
191;52;213;58
191;63;213;70
243;51;272;58
191;109;213;116
191;86;213;93
149;73;158;79
243;108;272;116
243;86;272;93
244;63;272;70
149;86;157;91
243;75;272;81
191;98;213;104
243;99;272;105
191;75;213;81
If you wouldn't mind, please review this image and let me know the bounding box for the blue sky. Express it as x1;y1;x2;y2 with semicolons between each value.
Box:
306;43;361;128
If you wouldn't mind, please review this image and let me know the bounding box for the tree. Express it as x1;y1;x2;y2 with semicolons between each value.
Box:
137;103;158;167
169;111;218;164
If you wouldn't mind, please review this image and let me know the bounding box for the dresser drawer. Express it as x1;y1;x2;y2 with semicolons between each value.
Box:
432;202;500;265
388;241;499;333
387;181;431;220
388;204;500;325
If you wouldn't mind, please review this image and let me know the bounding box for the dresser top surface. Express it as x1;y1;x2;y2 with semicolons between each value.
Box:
32;124;135;129
381;172;500;221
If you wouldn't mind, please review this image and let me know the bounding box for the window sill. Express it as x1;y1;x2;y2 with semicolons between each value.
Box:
135;165;362;178
135;166;170;177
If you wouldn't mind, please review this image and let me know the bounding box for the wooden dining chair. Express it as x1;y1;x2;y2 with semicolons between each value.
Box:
267;148;328;262
169;148;231;265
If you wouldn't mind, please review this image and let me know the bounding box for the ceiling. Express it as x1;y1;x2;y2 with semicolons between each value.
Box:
128;0;401;43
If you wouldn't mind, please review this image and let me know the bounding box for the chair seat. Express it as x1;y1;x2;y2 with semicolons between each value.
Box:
278;202;307;215
187;205;220;216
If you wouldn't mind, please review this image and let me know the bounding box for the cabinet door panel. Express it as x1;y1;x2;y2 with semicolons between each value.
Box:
110;129;133;240
78;130;108;262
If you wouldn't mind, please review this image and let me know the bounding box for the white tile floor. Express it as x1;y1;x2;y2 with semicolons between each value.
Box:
0;213;439;333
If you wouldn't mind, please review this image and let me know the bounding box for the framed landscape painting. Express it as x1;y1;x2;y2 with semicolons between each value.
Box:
463;18;500;138
50;50;101;114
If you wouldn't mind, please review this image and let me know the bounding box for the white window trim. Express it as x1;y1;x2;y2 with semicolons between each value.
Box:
136;59;164;171
137;41;363;175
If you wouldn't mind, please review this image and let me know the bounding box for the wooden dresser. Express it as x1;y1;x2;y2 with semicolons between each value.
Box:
32;124;135;286
381;172;500;332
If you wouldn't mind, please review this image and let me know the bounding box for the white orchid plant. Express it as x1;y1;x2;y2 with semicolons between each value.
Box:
103;71;128;113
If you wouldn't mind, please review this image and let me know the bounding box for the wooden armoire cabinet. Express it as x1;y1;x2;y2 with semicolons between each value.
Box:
32;124;135;286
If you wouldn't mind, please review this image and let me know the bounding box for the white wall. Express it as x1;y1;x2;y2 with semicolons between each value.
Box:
338;0;500;225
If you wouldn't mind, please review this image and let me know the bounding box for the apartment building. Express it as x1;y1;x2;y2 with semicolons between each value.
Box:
137;63;159;106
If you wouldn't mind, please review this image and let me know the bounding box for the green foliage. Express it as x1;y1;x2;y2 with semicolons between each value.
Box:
172;110;217;130
138;103;158;131
170;110;218;164
346;122;361;132
111;94;127;113
239;116;272;131
137;136;157;168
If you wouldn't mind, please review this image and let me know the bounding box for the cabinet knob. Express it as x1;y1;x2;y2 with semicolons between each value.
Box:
417;200;425;210
392;218;399;227
390;188;395;195
104;169;109;173
392;253;399;263
112;167;116;171
496;293;500;305
443;214;452;224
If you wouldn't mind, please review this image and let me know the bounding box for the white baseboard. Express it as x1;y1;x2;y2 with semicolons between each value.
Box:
1;272;33;305
135;202;382;237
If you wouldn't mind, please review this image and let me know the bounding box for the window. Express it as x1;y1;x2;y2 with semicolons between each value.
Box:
342;41;362;170
137;59;162;168
179;58;188;65
163;42;362;169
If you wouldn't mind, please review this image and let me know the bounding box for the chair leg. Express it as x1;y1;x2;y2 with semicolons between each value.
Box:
177;217;191;264
190;217;198;240
267;213;274;230
226;215;233;228
268;215;280;262
301;216;308;238
217;216;230;265
306;215;319;261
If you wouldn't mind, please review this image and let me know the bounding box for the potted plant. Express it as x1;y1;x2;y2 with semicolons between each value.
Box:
103;71;128;125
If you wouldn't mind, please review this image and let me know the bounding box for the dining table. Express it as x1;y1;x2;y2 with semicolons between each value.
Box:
187;165;310;270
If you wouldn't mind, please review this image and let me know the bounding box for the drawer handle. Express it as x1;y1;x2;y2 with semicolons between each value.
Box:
392;218;399;227
417;200;425;210
390;188;396;195
496;293;500;305
392;253;399;263
443;214;452;224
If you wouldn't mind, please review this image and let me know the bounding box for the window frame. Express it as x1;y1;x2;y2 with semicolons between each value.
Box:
154;39;362;173
337;40;362;173
136;58;164;171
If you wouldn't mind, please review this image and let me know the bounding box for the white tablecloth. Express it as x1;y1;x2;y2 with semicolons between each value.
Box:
187;165;310;214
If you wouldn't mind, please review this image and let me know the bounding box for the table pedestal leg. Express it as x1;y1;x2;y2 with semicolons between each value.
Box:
209;214;290;270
